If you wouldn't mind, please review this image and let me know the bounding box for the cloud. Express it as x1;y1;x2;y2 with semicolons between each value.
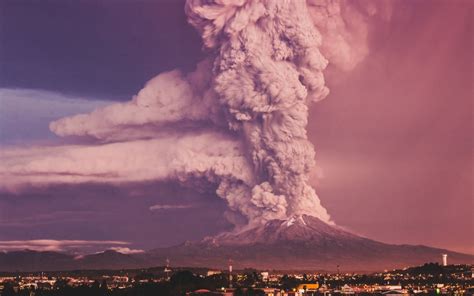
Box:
0;239;129;252
0;132;252;190
149;204;195;211
108;247;145;254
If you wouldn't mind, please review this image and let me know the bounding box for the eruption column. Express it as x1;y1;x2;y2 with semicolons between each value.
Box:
186;0;332;225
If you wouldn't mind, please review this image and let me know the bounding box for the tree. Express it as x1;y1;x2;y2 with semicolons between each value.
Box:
100;279;109;296
233;287;244;296
170;270;201;294
2;282;16;296
280;275;299;291
53;278;69;290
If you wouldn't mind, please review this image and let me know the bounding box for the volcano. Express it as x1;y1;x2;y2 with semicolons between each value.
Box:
144;215;474;272
1;215;473;272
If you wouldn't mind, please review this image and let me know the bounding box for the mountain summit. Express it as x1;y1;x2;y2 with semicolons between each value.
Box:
206;215;358;246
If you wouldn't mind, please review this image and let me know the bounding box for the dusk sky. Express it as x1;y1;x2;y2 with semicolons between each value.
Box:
0;0;472;255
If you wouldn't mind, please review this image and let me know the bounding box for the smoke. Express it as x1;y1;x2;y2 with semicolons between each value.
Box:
185;0;334;224
0;0;391;230
307;0;393;71
50;60;221;142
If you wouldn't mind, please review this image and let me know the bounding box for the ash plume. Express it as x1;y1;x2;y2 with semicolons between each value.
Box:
186;0;333;224
0;0;391;230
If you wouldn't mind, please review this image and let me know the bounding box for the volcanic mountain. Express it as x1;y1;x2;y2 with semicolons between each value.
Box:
1;215;473;272
144;215;473;272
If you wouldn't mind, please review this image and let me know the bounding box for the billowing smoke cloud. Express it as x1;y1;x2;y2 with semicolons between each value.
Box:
49;61;222;142
185;0;334;223
0;0;391;230
307;0;393;71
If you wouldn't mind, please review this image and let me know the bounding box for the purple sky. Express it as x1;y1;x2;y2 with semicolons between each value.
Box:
0;0;472;254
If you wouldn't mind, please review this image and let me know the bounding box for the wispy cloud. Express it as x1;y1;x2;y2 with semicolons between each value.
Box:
149;204;195;211
108;247;145;254
0;239;129;252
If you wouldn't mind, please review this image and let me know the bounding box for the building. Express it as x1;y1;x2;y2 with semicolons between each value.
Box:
296;283;319;294
207;270;222;276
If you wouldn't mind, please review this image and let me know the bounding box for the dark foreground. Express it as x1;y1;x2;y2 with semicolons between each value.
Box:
1;263;473;296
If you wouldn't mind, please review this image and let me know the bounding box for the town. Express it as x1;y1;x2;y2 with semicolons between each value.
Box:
0;263;473;296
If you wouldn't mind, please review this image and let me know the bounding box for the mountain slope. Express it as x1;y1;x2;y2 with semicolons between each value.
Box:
0;250;145;272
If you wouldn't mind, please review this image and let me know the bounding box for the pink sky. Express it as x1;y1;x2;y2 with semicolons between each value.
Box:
309;0;473;254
